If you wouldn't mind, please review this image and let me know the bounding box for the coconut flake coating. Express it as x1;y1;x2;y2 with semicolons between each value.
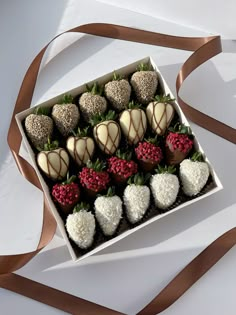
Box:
123;184;150;224
52;103;79;136
25;114;53;149
105;79;131;111
131;71;158;104
66;211;95;249
79;93;107;122
150;174;179;209
180;160;210;196
95;195;122;236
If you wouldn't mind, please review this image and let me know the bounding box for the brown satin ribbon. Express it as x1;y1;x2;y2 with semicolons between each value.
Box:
1;23;236;315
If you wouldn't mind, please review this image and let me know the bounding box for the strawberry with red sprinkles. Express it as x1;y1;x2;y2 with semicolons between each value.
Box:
107;149;138;184
135;136;163;172
52;175;80;214
165;123;194;165
79;159;110;197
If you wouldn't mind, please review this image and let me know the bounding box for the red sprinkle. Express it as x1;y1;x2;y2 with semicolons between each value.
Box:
135;141;163;162
79;167;110;192
107;156;138;178
166;132;193;153
52;182;80;206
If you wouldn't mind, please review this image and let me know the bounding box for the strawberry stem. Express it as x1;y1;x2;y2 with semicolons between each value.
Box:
191;152;204;162
86;82;103;96
59;94;74;104
127;100;144;110
86;158;106;172
116;149;132;161
168;123;192;135
62;174;76;185
137;63;151;71
89;110;117;126
155;165;176;174
128;172;151;185
34;106;51;116
73;202;90;213
154;94;175;103
39;138;59;151
112;72;122;81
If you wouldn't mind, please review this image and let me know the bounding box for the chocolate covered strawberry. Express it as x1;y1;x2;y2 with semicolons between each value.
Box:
119;101;147;145
165;124;194;165
66;202;96;249
37;139;69;180
105;72;131;111
66;127;95;166
135;137;163;172
146;94;175;135
123;173;151;224
25;107;53;150
94;187;123;236
52;175;80;214
180;152;210;196
150;165;179;210
91;110;121;155
79;159;110;197
107;150;138;184
131;63;158;104
52;94;80;136
79;82;107;122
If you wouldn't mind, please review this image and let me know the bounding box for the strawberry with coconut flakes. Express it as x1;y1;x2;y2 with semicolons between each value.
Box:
150;165;179;210
123;173;151;224
135;136;163;172
107;149;138;184
94;187;123;236
180;152;210;196
52;175;80;214
66;202;96;249
37;139;69;181
79;159;110;197
165;123;194;165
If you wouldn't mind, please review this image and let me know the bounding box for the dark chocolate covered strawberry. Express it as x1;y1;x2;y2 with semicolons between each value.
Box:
165;124;194;165
52;175;80;214
135;137;163;172
79;159;110;197
107;150;138;184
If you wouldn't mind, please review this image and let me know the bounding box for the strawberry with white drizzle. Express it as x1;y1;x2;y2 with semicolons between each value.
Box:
37;139;69;181
146;94;175;135
94;187;123;236
123;173;151;224
180;152;210;196
66;127;95;167
150;165;179;210
119;101;147;145
91;110;121;155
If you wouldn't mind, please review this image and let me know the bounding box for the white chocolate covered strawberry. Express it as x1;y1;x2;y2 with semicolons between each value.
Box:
119;101;147;145
94;187;123;236
37;139;69;181
146;94;175;135
123;173;151;224
91;110;121;155
179;152;210;196
150;166;179;210
66;127;95;166
66;202;96;249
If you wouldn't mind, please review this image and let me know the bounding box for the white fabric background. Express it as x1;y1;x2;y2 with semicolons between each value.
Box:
1;0;236;314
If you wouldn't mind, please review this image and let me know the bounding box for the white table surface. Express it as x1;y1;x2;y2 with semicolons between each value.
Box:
1;1;236;314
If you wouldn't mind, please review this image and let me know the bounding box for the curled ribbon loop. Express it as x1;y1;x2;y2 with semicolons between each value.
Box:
1;23;235;315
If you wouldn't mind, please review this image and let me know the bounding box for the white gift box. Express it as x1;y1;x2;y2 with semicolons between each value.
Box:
15;56;223;262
